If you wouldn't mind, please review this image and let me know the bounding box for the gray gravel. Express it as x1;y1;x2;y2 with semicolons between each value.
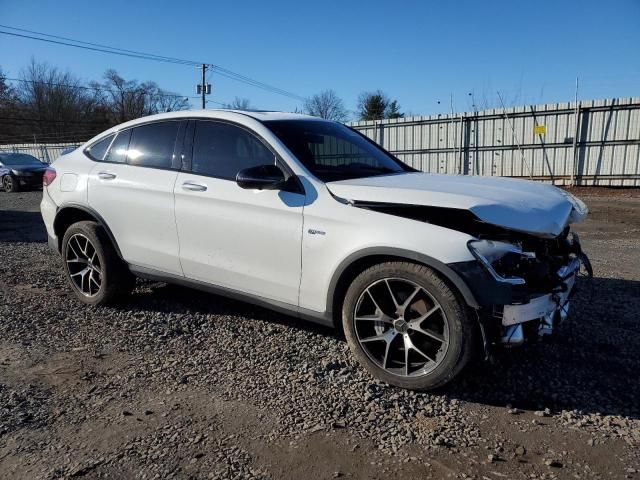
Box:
1;190;639;479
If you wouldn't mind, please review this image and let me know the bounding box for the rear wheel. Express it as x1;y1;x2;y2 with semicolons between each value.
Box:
342;262;476;390
3;175;19;192
62;221;134;305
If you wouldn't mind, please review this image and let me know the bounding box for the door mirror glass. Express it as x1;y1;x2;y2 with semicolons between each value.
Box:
236;164;286;190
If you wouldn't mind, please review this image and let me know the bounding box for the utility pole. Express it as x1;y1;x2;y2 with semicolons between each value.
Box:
196;64;211;109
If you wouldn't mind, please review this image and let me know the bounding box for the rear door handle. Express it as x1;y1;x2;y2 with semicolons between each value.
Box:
182;181;207;192
97;171;117;180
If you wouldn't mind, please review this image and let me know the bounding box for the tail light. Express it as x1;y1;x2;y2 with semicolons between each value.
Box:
43;167;57;187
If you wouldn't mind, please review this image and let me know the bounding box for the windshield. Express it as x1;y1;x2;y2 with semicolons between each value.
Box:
264;120;412;182
0;153;44;166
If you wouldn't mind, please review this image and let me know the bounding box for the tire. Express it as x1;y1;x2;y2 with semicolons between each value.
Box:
61;221;134;305
3;175;19;192
342;261;477;390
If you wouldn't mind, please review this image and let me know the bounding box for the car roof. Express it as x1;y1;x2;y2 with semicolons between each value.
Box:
84;110;331;147
112;109;323;129
221;110;321;121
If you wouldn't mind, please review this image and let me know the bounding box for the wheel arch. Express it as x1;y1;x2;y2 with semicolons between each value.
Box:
53;204;123;259
327;247;480;328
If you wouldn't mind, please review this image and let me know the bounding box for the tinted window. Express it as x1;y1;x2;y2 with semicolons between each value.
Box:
104;130;131;163
191;121;275;179
264;120;411;182
127;122;180;169
86;134;114;161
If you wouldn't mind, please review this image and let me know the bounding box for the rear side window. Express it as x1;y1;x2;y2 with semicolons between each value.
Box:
104;130;131;163
191;121;274;179
127;121;180;169
86;134;114;161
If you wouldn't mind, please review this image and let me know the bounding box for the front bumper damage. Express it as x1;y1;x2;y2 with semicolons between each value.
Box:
449;230;592;352
500;257;580;344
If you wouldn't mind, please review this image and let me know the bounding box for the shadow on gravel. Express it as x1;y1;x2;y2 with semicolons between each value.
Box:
450;276;640;420
0;210;47;243
123;282;338;337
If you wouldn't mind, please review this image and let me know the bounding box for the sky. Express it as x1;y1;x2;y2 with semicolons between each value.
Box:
0;0;639;118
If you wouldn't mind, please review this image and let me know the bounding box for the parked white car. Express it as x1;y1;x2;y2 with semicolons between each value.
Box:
40;110;591;390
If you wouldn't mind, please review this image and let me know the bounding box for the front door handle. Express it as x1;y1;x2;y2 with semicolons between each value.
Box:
97;171;117;180
182;181;207;192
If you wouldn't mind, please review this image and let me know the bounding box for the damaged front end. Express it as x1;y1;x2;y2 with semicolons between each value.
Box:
461;230;592;348
355;201;592;351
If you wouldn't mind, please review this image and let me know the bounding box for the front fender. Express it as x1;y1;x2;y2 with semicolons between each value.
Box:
326;247;481;312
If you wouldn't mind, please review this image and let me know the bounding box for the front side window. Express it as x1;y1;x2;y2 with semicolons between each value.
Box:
86;134;114;161
264;120;411;182
104;130;131;163
191;121;275;180
127;121;180;169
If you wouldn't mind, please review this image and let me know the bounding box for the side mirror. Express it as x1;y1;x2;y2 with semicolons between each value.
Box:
236;164;286;190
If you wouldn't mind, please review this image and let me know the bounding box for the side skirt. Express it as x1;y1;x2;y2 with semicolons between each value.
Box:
128;265;334;329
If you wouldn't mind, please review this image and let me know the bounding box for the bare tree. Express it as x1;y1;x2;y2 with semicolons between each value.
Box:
224;97;252;110
12;59;105;142
99;70;147;123
304;89;348;121
0;67;15;103
97;70;189;124
0;61;189;144
154;89;190;113
0;67;20;143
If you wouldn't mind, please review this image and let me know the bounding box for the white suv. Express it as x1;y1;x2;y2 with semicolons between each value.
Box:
41;110;591;390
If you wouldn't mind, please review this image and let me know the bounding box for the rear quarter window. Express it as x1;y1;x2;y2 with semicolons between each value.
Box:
85;134;115;161
104;130;132;163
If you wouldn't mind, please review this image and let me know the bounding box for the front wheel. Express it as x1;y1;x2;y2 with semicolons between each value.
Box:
62;221;134;305
3;175;19;192
342;262;477;390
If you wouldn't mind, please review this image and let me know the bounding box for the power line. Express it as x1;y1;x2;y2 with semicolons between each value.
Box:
5;76;228;107
0;25;307;102
0;30;196;66
0;24;201;66
4;77;231;107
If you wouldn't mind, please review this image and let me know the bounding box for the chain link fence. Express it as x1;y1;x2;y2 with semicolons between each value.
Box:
0;142;79;164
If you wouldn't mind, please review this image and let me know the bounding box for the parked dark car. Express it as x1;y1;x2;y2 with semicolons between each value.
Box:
0;153;48;192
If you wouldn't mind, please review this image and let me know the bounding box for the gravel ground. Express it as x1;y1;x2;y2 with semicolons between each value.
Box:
1;190;639;479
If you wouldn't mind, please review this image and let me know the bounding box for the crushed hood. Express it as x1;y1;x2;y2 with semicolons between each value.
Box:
326;173;588;237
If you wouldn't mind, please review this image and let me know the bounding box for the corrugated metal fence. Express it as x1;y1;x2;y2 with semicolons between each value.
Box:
350;97;640;186
0;142;79;164
2;98;639;186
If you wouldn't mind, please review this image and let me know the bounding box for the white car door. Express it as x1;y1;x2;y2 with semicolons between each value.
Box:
174;120;304;305
87;121;184;276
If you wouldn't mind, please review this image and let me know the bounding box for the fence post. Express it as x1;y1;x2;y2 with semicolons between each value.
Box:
458;114;465;174
570;101;581;186
530;105;554;184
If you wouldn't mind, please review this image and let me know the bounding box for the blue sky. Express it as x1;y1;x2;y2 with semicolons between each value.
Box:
0;0;639;117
